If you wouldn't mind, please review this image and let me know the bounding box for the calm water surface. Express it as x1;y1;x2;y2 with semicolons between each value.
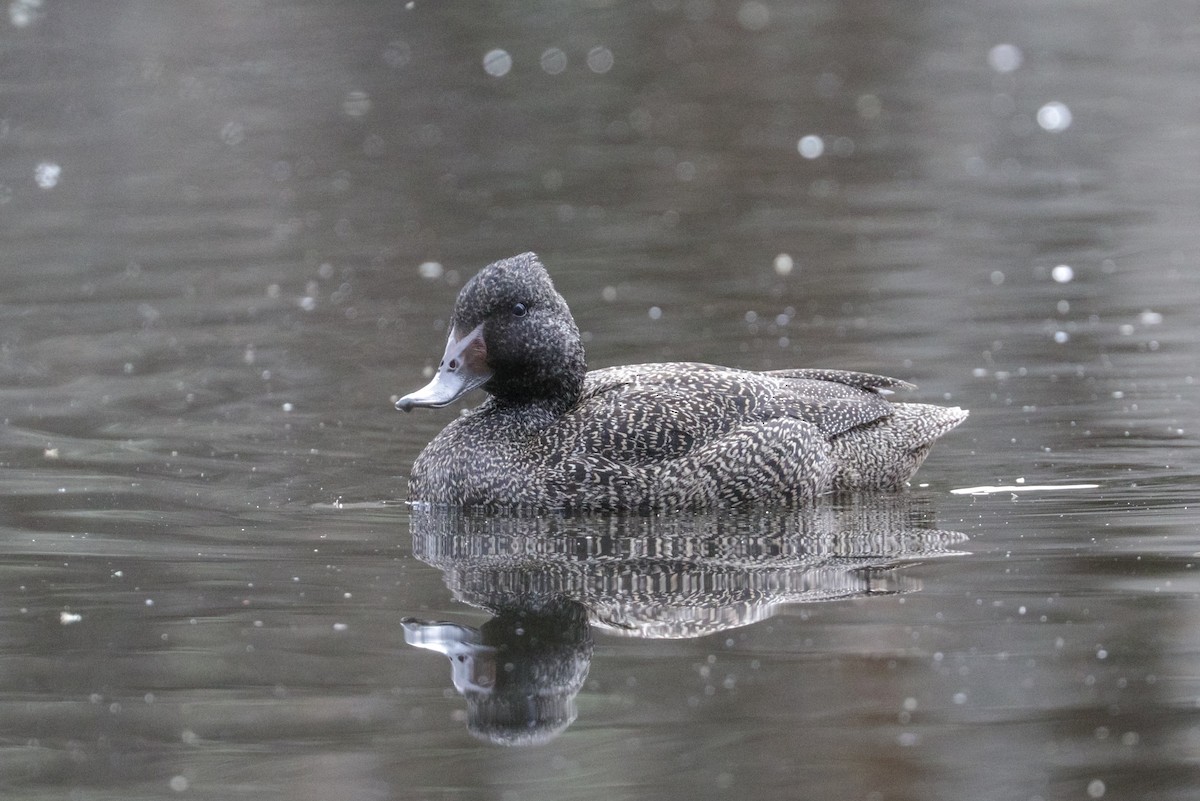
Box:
1;2;1197;800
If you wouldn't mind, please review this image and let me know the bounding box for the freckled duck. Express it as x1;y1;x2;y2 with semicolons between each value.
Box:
397;252;967;512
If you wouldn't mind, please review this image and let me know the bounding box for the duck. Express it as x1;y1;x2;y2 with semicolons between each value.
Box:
396;252;967;512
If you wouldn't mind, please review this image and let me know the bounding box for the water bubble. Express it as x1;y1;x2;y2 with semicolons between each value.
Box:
34;161;60;188
1139;310;1163;325
382;39;412;69
220;121;245;145
482;48;512;77
601;286;617;302
831;136;855;156
540;47;567;75
1054;331;1069;344
648;306;662;320
797;135;824;159
1037;101;1072;132
1050;264;1074;283
774;253;794;276
856;94;882;119
1086;779;1105;798
586;46;614;74
736;1;770;30
169;776;189;792
418;261;443;280
989;270;1005;285
987;44;1023;73
1057;300;1070;313
342;90;372;118
9;0;44;27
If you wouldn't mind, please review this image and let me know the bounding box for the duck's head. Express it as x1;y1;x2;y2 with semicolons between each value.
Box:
396;252;586;413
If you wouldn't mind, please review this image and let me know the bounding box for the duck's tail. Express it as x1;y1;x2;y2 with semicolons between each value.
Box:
830;403;968;491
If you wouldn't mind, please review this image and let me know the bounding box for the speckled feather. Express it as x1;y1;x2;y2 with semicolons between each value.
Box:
402;253;967;512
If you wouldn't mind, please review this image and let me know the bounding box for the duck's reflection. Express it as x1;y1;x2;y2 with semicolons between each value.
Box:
403;497;967;745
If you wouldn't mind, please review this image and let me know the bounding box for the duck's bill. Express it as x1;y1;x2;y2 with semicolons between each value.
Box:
395;323;493;411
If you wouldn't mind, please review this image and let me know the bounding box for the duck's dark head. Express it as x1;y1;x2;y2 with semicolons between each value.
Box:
396;252;586;413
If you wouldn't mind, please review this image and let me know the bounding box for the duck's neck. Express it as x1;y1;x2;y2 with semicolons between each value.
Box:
487;338;586;420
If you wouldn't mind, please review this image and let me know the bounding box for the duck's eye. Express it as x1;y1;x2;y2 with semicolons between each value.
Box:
511;302;528;317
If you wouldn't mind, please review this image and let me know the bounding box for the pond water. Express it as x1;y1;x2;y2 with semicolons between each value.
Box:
1;1;1198;799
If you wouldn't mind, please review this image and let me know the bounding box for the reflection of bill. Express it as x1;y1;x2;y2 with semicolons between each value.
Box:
402;498;967;744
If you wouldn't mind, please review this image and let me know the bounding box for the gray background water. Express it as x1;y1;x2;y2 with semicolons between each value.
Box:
1;1;1197;799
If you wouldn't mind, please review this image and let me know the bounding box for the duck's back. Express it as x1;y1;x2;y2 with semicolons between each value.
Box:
565;363;902;458
519;363;966;511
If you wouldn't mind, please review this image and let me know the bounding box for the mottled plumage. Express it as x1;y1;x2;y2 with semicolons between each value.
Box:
397;252;967;512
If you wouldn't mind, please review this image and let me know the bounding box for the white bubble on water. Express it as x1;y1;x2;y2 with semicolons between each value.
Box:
169;776;189;792
382;39;411;69
1037;101;1072;132
342;90;372;118
648;306;662;320
987;44;1023;73
34;161;60;188
540;47;567;75
736;1;770;31
9;0;44;27
1139;310;1163;325
587;46;614;74
1054;330;1070;344
856;94;882;119
797;135;824;159
773;253;794;276
418;261;443;280
220;121;245;145
482;48;512;77
1051;264;1074;283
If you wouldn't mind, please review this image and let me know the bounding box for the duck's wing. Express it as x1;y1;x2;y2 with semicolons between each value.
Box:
563;374;747;464
764;368;915;395
758;369;911;438
568;364;906;461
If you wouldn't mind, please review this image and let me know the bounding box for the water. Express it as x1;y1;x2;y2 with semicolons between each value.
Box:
1;2;1197;799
